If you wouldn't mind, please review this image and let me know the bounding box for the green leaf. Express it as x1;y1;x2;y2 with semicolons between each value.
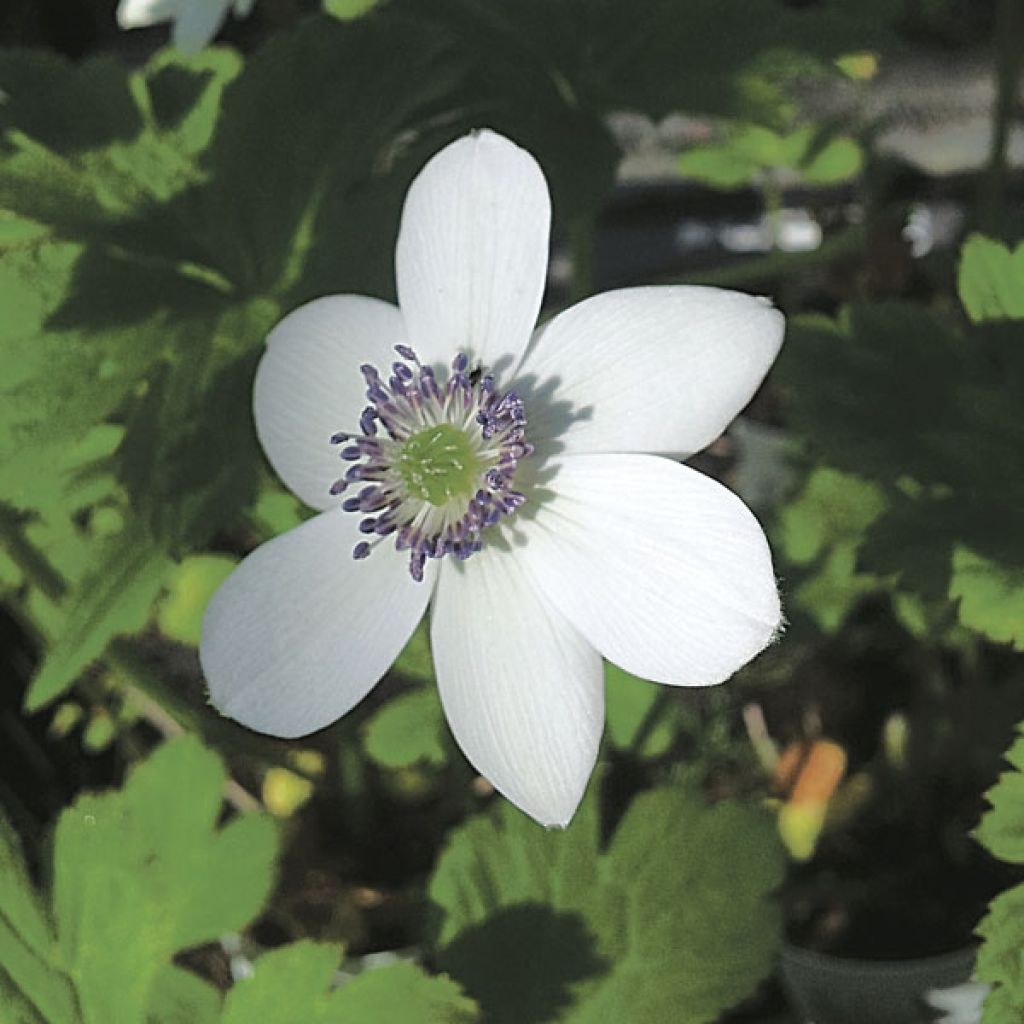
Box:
958;235;1024;323
604;663;672;756
677;144;759;189
391;620;435;683
976;732;1024;863
24;527;172;711
0;815;77;1024
333;962;479;1023
362;689;448;770
0;737;278;1024
800;135;862;183
156;554;238;646
145;965;222;1024
976;883;1024;1007
52;737;276;1024
324;0;384;19
975;727;1024;1018
429;786;784;1024
220;942;343;1024
949;546;1024;650
775;467;887;631
220;943;479;1024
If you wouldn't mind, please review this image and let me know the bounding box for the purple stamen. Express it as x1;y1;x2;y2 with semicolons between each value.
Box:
329;347;532;580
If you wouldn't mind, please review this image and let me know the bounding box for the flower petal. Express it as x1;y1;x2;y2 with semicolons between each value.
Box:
253;295;405;510
517;286;784;457
172;0;232;53
395;130;551;374
431;543;603;827
517;454;781;686
200;509;435;738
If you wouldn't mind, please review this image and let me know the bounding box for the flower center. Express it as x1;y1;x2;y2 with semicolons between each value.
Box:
329;346;532;581
397;424;483;505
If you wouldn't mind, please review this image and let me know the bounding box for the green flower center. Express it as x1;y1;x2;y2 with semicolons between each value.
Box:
397;424;483;506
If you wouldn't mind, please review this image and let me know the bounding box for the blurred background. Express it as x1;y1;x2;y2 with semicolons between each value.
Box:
1;2;1023;1023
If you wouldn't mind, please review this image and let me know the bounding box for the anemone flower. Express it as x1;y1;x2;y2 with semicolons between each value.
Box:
200;130;785;827
116;0;253;54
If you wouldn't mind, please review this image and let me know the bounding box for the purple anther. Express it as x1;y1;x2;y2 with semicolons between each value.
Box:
485;468;504;489
330;431;351;444
340;445;363;461
392;362;414;381
395;343;418;361
409;551;426;582
452;352;468;373
359;408;377;436
342;496;362;512
329;478;348;495
358;518;377;534
353;541;372;560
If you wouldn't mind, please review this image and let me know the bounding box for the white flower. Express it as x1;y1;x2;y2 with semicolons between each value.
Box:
200;130;785;827
116;0;254;54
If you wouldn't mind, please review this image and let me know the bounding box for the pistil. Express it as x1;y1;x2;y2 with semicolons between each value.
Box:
330;346;532;580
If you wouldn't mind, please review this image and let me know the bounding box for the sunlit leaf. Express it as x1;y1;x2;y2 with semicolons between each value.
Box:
156;554;238;646
0;737;278;1024
949;546;1024;651
800;135;862;183
53;737;277;1024
220;943;479;1024
975;726;1024;1019
958;235;1024;323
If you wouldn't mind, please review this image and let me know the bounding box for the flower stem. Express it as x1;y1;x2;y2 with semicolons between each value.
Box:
978;0;1024;234
568;215;595;301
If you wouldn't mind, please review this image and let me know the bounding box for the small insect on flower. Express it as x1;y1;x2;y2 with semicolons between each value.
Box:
200;129;786;827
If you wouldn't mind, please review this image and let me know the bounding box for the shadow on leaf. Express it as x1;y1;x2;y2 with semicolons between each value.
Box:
438;903;607;1024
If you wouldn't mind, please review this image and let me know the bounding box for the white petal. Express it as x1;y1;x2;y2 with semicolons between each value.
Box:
395;130;551;375
171;0;232;53
517;454;781;686
253;295;405;510
116;0;180;28
431;544;603;827
517;286;784;457
200;510;435;738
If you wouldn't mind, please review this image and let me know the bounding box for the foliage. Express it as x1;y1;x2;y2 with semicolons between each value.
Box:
678;122;862;190
975;725;1024;1023
428;785;785;1023
0;17;461;712
775;235;1024;643
0;736;477;1024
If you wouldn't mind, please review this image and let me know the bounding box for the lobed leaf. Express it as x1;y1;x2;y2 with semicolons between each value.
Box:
429;786;784;1024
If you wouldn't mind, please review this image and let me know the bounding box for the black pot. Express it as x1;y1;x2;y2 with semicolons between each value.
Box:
779;942;978;1024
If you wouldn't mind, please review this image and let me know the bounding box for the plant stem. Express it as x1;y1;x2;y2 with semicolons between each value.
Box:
569;215;595;301
978;0;1024;234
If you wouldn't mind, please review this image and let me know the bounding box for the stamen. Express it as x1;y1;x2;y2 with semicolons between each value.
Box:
331;344;532;580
